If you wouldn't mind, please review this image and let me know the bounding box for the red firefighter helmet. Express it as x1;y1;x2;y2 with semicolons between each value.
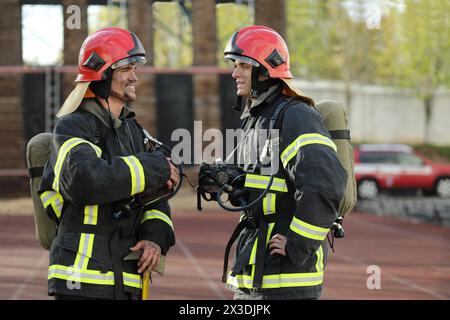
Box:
57;27;147;117
224;25;292;79
224;25;314;106
76;27;146;82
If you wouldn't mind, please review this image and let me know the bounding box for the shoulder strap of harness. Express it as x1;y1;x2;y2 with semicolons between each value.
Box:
88;115;102;145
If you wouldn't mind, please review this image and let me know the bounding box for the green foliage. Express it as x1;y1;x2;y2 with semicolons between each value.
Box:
413;145;450;163
153;2;193;68
286;0;341;79
87;0;450;93
216;3;253;67
395;0;450;97
88;5;128;33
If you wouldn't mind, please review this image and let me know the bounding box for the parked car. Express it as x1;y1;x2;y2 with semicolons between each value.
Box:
354;144;450;199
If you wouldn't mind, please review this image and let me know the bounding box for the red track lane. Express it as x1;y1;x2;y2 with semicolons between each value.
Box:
0;210;449;300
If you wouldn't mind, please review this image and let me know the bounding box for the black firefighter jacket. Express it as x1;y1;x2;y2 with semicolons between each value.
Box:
226;86;347;299
39;99;175;299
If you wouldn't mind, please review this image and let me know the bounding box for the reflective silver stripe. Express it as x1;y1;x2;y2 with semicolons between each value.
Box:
262;273;323;288
121;155;145;195
227;271;324;289
74;233;94;270
40;191;55;206
280;133;337;168
83;205;98;225
40;191;64;219
263;193;276;215
123;272;142;289
290;217;329;241
48;266;143;289
244;174;288;192
53;195;63;218
316;245;324;272
48;265;114;285
141;210;174;230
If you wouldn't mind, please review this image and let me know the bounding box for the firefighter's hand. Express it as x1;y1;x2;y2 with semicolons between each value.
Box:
166;158;180;190
268;234;287;256
130;240;161;274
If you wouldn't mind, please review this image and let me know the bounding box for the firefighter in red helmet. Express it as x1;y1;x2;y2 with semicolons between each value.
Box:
222;26;347;299
39;27;179;300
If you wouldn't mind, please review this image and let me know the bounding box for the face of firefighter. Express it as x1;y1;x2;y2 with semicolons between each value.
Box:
232;60;252;97
109;61;139;103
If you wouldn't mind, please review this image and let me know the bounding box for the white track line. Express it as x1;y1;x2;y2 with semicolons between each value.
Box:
176;239;227;300
10;250;48;300
350;216;450;249
334;253;448;300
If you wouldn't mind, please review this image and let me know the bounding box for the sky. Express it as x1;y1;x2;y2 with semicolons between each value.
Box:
22;4;121;65
22;5;64;65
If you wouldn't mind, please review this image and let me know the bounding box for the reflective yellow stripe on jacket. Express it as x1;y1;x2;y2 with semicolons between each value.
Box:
83;205;98;225
280;133;337;168
121;155;145;196
73;233;94;270
263;193;276;215
316;245;324;273
141;209;173;230
52;137;102;193
290;216;329;241
227;271;324;289
48;265;142;289
244;174;288;192
40;190;64;219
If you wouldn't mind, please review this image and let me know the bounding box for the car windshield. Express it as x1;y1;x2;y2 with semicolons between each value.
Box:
359;151;424;165
359;151;398;164
397;152;423;165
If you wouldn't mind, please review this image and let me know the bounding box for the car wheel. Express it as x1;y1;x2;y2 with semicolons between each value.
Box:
358;179;379;200
436;178;450;198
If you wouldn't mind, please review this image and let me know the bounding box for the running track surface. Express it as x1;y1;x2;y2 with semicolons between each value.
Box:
0;207;449;300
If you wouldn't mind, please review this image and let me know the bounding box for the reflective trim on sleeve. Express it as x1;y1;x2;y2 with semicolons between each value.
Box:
123;272;142;289
227;271;324;289
52;137;102;192
290;216;329;241
141;209;173;230
263;193;276;215
40;191;64;220
74;233;95;270
315;245;324;273
244;174;288;192
121;155;146;196
280;133;337;168
83;205;98;225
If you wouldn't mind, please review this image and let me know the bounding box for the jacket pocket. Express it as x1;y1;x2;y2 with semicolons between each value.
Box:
53;232;112;272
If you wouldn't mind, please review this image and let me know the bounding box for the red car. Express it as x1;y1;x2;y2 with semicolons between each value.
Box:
354;144;450;199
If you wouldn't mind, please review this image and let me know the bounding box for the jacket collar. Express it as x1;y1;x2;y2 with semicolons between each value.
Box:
240;83;283;119
79;99;136;129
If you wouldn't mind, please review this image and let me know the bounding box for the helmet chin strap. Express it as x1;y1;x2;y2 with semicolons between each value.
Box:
89;68;113;100
231;65;278;112
232;95;243;111
249;66;278;99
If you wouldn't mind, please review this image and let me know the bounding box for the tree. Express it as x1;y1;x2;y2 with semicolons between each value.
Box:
394;0;450;143
287;0;384;115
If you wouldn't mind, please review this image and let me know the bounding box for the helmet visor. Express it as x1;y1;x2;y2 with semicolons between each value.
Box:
224;53;260;67
111;55;147;70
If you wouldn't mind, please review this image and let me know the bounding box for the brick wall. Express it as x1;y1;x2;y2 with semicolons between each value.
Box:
0;0;24;169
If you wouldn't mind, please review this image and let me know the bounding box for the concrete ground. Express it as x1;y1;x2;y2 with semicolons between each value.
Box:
0;189;449;300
